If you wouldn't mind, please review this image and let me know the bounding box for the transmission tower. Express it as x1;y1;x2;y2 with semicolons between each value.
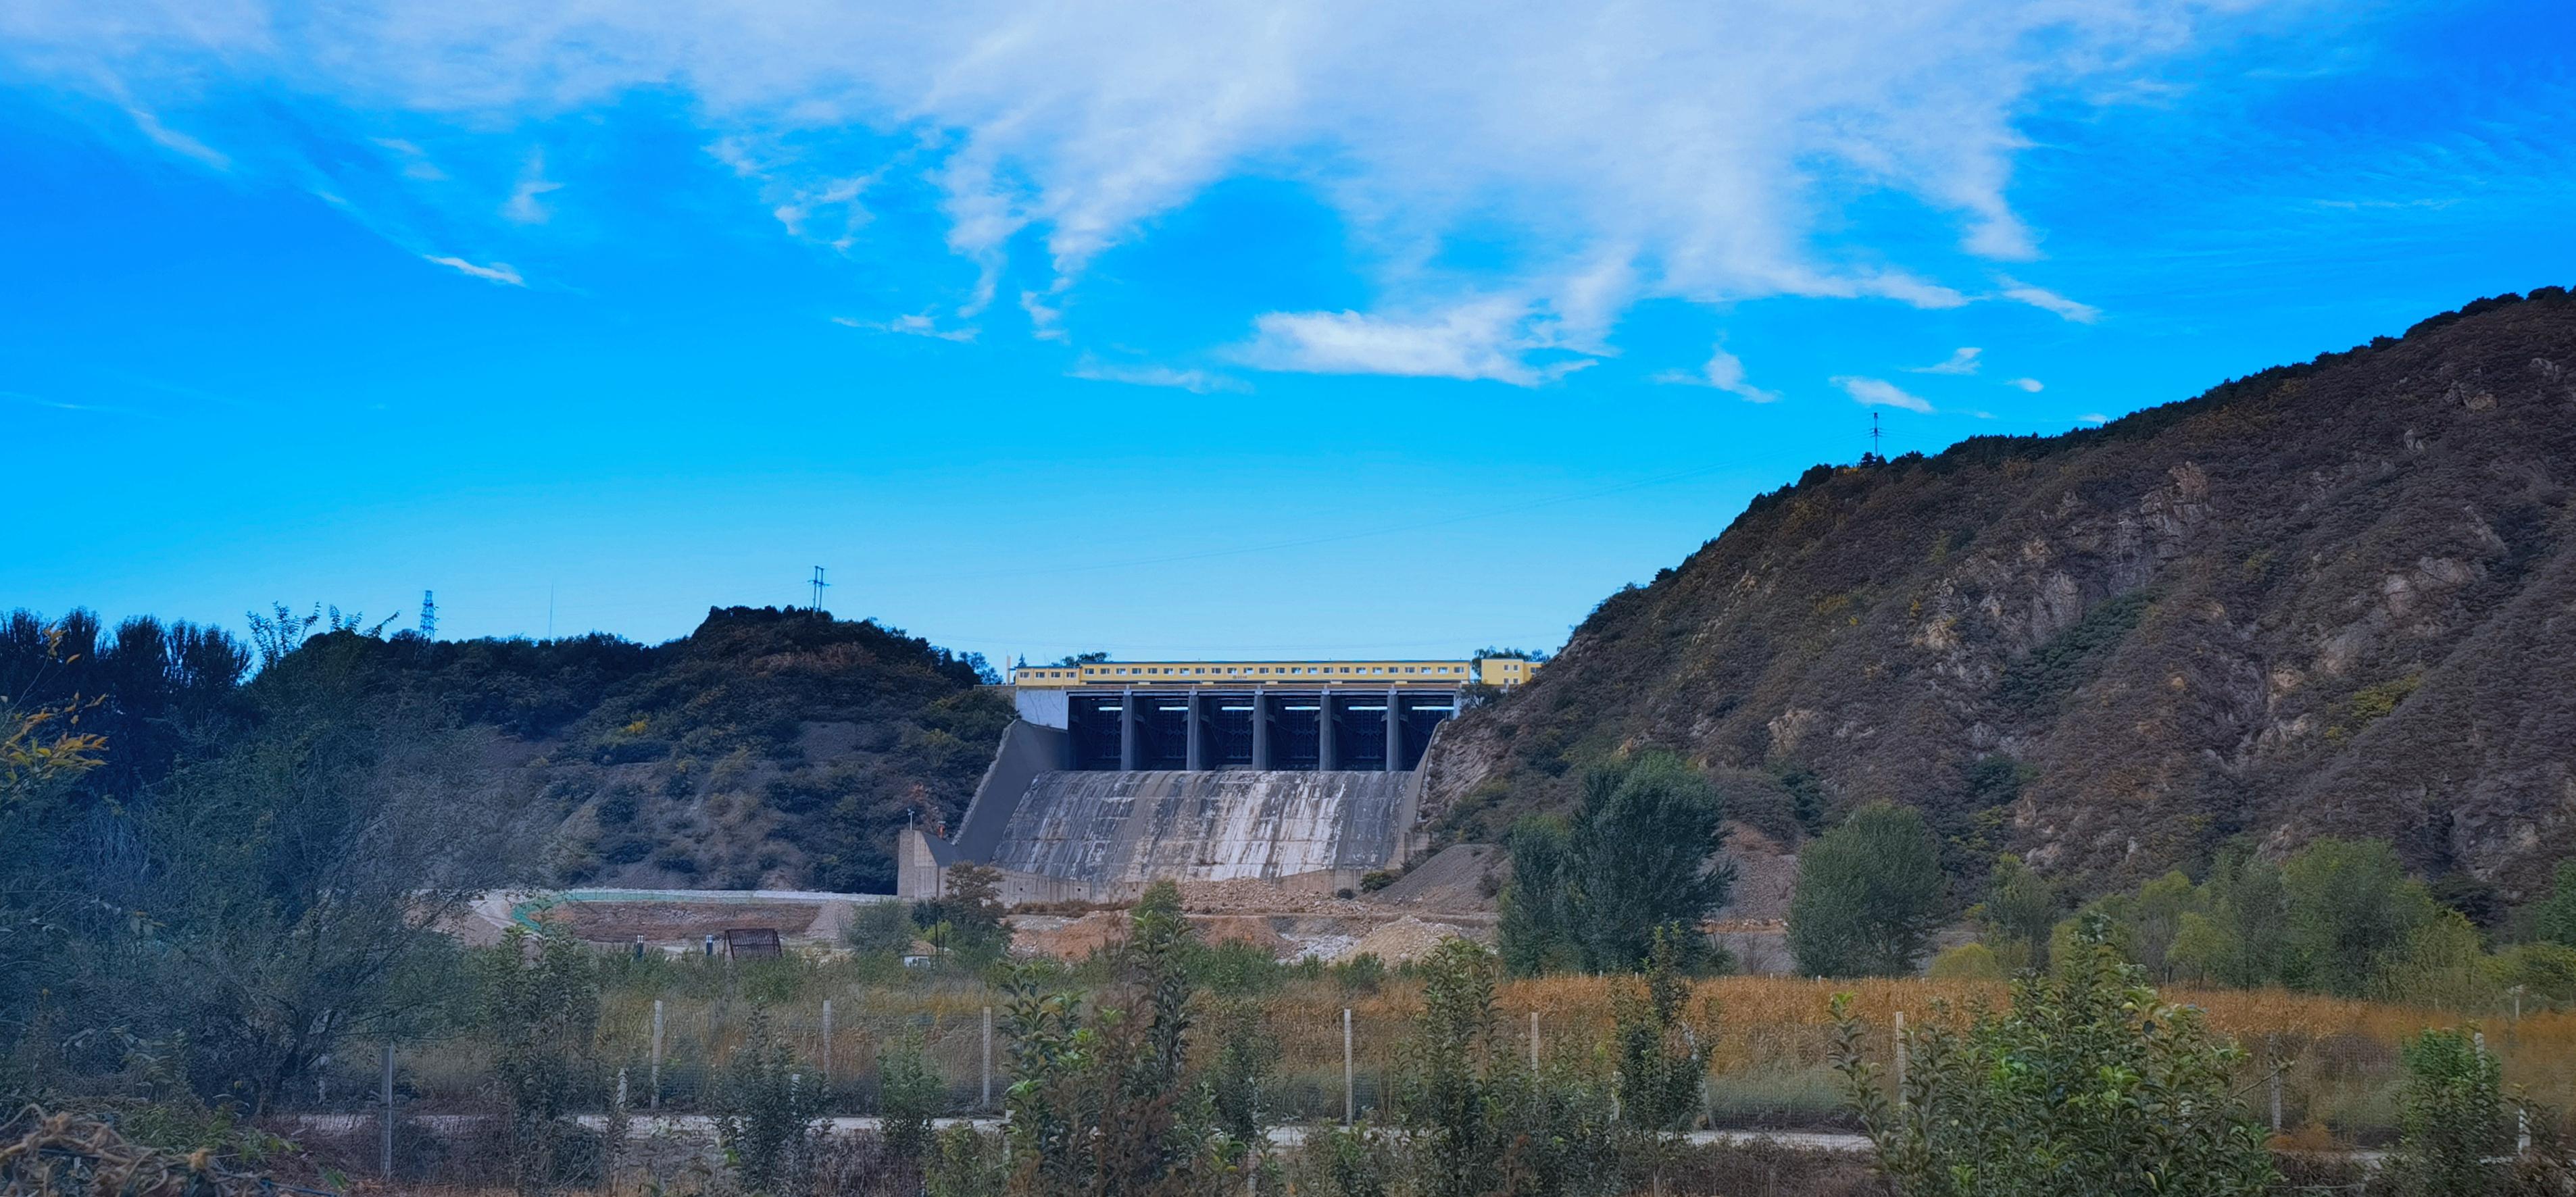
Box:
809;566;831;613
419;590;438;640
1870;411;1883;460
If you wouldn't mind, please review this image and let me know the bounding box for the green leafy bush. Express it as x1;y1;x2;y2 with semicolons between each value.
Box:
1789;803;1947;977
1833;917;2278;1197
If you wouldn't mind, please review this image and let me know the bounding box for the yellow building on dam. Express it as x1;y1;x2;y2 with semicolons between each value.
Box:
1008;656;1539;688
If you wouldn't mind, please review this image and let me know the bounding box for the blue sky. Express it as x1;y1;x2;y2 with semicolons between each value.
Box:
3;0;2569;665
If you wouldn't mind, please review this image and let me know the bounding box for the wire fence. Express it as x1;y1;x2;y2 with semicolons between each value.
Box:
287;994;2576;1144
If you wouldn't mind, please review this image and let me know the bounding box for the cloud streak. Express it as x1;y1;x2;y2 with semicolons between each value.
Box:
423;255;524;285
1069;358;1246;393
1654;345;1779;402
1909;347;1981;375
1998;276;2102;323
1833;376;1933;413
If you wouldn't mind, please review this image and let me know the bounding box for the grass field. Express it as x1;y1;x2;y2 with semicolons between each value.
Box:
368;953;2573;1146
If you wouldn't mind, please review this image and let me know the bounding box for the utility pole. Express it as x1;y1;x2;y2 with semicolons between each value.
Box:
808;566;831;613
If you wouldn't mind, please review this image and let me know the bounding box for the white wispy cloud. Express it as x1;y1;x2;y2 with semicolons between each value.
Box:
124;106;228;170
423;254;524;285
1020;291;1068;342
8;0;2244;374
1653;345;1779;402
1909;347;1981;375
1240;299;1591;386
1998;276;2102;323
1068;358;1245;393
2079;412;2110;424
1832;375;1934;413
833;312;977;342
502;148;562;224
2010;376;2044;392
374;136;445;180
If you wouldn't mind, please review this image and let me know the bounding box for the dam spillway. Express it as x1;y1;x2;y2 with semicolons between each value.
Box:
989;770;1410;886
897;665;1534;903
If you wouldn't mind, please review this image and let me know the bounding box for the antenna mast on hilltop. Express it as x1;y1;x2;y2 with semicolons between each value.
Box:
419;590;437;640
808;566;831;613
1870;411;1883;460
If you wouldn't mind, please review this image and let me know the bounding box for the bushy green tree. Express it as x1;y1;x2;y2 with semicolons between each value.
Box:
1975;855;2058;972
2283;838;2437;997
1498;752;1733;974
845;899;919;957
1789;803;1947;977
1833;917;2278;1197
1497;815;1578;975
2527;861;2576;948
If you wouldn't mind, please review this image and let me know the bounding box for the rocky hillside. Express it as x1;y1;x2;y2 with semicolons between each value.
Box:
3;605;1009;893
1423;288;2576;900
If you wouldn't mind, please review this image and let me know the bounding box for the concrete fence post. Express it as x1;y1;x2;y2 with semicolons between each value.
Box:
1343;1008;1355;1125
2268;1035;2282;1134
1529;1011;1539;1070
379;1044;395;1181
649;999;665;1111
1892;1011;1907;1107
983;1005;995;1109
820;999;835;1093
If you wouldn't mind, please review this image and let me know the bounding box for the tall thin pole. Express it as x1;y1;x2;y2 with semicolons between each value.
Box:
820;999;835;1093
379;1044;394;1180
1529;1011;1539;1069
981;1006;995;1109
1893;1011;1907;1106
1343;1008;1355;1125
650;999;665;1111
2268;1034;2282;1134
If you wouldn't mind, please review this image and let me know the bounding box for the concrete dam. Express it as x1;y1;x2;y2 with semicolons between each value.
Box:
899;658;1532;903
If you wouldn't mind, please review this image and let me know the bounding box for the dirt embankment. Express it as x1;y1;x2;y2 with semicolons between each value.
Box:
537;901;821;943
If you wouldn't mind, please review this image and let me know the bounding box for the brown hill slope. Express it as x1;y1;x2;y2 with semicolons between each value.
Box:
1422;288;2576;898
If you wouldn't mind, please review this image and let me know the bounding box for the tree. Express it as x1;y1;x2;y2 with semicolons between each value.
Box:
2383;1027;2509;1197
1497;751;1731;973
918;862;1008;962
714;1011;822;1190
1789;803;1947;977
1614;928;1717;1194
1001;880;1214;1196
478;927;604;1195
1975;855;2058;972
844;899;918;956
2281;837;2436;997
1833;917;2279;1197
1497;816;1577;975
132;632;509;1111
1391;938;1623;1197
2528;860;2576;948
2195;845;2291;987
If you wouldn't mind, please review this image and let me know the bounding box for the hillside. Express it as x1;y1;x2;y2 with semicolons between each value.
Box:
1;605;1008;892
1423;288;2576;900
